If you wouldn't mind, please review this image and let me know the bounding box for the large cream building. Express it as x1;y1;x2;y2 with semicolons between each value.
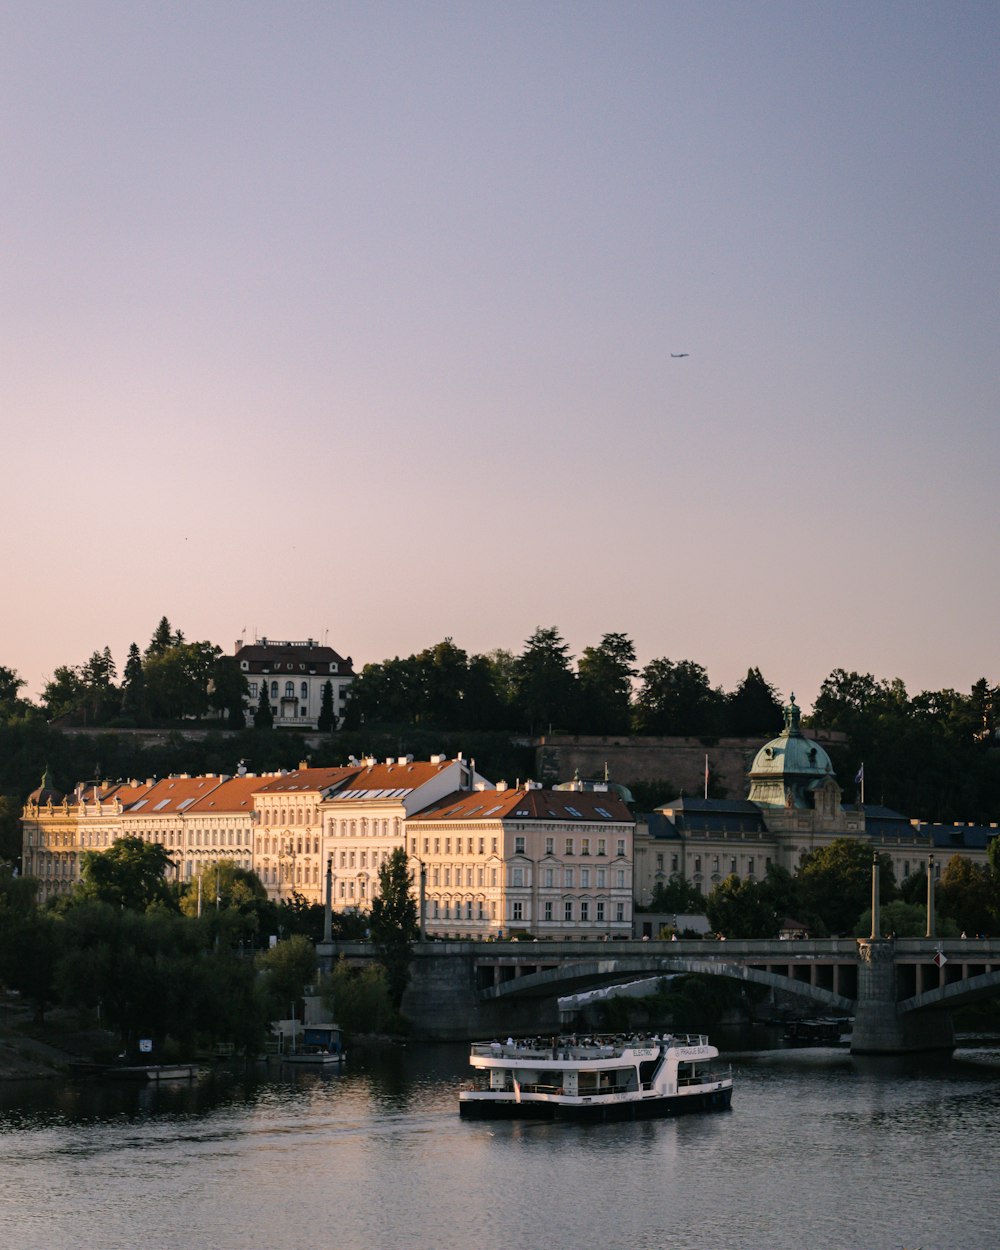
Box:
633;696;997;908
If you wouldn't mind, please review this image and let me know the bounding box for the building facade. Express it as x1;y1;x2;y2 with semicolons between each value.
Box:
408;781;635;940
633;696;998;908
234;637;354;728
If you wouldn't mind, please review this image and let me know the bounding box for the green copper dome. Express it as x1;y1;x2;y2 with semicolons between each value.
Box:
747;695;835;808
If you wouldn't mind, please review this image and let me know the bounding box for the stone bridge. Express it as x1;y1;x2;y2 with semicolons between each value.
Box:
319;936;1000;1053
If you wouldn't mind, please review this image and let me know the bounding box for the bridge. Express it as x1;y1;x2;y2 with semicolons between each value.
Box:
320;936;1000;1053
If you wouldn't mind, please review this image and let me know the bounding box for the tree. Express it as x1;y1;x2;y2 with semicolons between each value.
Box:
514;626;579;733
120;642;148;723
40;665;89;721
726;667;783;737
936;854;998;936
317;679;336;733
633;658;723;736
645;873;704;914
322;956;393;1036
254;682;274;729
209;655;249;729
796;839;896;936
145;641;220;720
706;874;780;938
146;616;184;659
76;836;177;912
577;632;636;734
0;666;31;719
369;848;419;1010
256;934;317;1023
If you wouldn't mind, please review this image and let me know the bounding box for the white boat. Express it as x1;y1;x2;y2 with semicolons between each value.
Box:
459;1033;733;1121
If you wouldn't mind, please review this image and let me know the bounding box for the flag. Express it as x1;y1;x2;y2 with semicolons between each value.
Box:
854;765;864;784
513;1077;521;1104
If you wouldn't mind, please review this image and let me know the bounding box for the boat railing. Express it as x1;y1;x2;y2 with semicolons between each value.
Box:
470;1033;710;1061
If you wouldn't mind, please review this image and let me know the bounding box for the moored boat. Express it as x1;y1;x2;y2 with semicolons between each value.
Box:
459;1033;733;1121
280;1024;346;1066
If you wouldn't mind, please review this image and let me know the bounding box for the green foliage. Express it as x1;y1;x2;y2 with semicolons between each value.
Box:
76;836;177;912
317;680;336;733
369;848;418;1008
727;667;784;737
797;839;896;936
321;956;394;1035
706;874;780;938
56;902;265;1056
577;633;636;735
936;854;999;935
256;934;318;1022
852;899;958;939
209;655;249;729
633;658;724;736
254;683;274;730
514;626;579;733
644;872;705;914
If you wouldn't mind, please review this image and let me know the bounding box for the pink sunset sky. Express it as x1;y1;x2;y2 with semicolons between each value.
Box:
3;2;998;710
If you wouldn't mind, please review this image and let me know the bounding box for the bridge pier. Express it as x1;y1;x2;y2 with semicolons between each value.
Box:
852;940;954;1055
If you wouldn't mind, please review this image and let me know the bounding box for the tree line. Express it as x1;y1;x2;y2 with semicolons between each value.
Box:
654;836;1000;943
4;622;1000;825
0;837;417;1059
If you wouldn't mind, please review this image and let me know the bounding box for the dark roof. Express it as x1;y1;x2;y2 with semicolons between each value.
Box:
650;797;767;838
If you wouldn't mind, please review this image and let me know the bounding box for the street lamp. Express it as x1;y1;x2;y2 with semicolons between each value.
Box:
925;852;935;940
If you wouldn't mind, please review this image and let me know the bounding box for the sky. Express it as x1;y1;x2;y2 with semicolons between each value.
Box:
3;1;998;711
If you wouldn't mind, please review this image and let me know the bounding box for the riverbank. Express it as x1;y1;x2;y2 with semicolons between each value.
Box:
0;998;117;1080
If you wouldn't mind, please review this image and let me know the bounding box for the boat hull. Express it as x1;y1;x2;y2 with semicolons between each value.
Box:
459;1085;732;1122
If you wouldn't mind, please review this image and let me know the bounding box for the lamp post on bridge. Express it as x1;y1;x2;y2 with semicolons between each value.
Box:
925;853;935;940
869;852;880;940
323;856;333;944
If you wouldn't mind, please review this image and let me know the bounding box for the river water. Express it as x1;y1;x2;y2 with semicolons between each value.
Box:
1;1040;998;1250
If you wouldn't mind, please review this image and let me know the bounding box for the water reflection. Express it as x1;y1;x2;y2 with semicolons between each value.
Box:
0;1042;997;1250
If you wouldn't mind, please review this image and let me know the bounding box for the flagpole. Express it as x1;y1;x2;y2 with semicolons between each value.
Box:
704;754;709;800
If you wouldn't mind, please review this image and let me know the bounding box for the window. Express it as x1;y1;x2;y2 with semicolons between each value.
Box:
512;867;524;887
565;837;573;855
270;681;278;698
694;856;702;873
423;838;429;854
491;838;497;854
617;870;625;888
515;836;525;854
544;901;553;921
748;857;755;876
564;868;574;887
581;868;590;887
656;854;664;871
300;682;307;699
512;902;523;921
544;837;554;855
596;868;606;887
544;868;553;887
597;839;606;856
730;857;737;874
617;839;625;856
671;854;679;872
466;900;473;920
581;838;590;855
285;681;294;698
596;901;605;922
445;838;451;853
616;902;625;923
580;901;589;921
564;901;573;921
249;682;258;698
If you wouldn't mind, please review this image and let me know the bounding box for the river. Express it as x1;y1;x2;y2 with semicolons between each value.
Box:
0;1040;998;1250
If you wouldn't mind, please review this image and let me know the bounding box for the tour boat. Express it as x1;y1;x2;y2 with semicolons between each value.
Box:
459;1033;733;1121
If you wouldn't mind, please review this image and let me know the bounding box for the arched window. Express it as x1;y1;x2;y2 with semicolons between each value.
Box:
300;682;308;699
285;681;294;698
270;681;278;699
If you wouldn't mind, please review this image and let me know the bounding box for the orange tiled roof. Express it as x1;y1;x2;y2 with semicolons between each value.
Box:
410;788;633;823
122;775;225;816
